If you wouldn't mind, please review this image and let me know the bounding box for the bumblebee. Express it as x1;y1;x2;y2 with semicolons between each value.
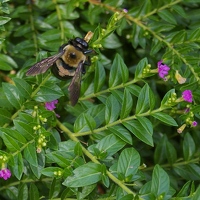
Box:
26;31;94;106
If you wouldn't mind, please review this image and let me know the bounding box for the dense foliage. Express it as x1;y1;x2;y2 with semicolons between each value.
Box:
0;0;200;199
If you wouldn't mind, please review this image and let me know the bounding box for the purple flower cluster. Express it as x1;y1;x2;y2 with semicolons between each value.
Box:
0;168;11;180
45;100;58;111
157;60;170;80
182;90;193;103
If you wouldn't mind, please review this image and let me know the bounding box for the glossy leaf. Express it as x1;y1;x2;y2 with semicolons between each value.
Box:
166;141;177;164
151;112;178;126
136;84;155;114
12;153;24;180
135;57;148;79
105;94;120;124
63;163;102;187
29;183;39;200
74;113;96;132
151;165;170;196
108;53;129;87
96;134;126;156
120;88;133;119
24;143;38;167
0;108;11;125
123;120;153;146
94;61;106;93
34;81;64;102
108;125;132;145
2;83;24;109
117;148;140;180
13;77;32;98
0;54;18;70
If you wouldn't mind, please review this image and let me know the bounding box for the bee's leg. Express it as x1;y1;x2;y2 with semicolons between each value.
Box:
82;57;91;74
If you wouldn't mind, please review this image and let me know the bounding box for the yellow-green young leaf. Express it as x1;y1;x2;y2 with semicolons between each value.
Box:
151;165;170;196
117;148;140;180
63;163;102;187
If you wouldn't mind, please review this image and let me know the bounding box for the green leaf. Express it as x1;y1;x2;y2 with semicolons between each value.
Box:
108;53;129;87
123;120;153;146
176;181;192;197
24;143;38;167
171;31;187;44
150;38;163;55
12;153;24;180
13;120;34;140
94;61;106;93
135;57;148;79
120;88;133;119
154;136;167;164
41;167;63;178
173;164;200;180
108;125;132;145
63;163;102;187
29;183;39;200
117;148;140;180
183;133;196;161
96;134;126;156
13;78;32;98
136;84;155;114
151;112;178;126
166;141;177;164
0;16;11;25
160;89;176;108
77;184;96;199
0;54;18;70
0;108;11;125
137;116;153;137
158;10;177;25
18;184;28;200
34;81;64;102
74;113;96;132
0;131;20;152
105;94;120;124
2;83;24;109
151;165;170;196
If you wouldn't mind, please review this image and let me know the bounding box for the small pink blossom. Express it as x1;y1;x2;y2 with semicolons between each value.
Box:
45;100;58;111
0;168;11;180
182;90;193;103
157;60;170;80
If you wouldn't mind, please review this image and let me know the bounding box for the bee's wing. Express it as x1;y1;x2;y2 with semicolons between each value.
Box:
68;62;84;106
26;51;64;76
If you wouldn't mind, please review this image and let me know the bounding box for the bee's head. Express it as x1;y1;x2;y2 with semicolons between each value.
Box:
70;37;88;52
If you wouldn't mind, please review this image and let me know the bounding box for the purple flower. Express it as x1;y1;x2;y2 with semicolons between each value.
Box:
45;100;58;111
157;60;170;80
191;121;197;127
0;168;11;180
182;90;193;103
